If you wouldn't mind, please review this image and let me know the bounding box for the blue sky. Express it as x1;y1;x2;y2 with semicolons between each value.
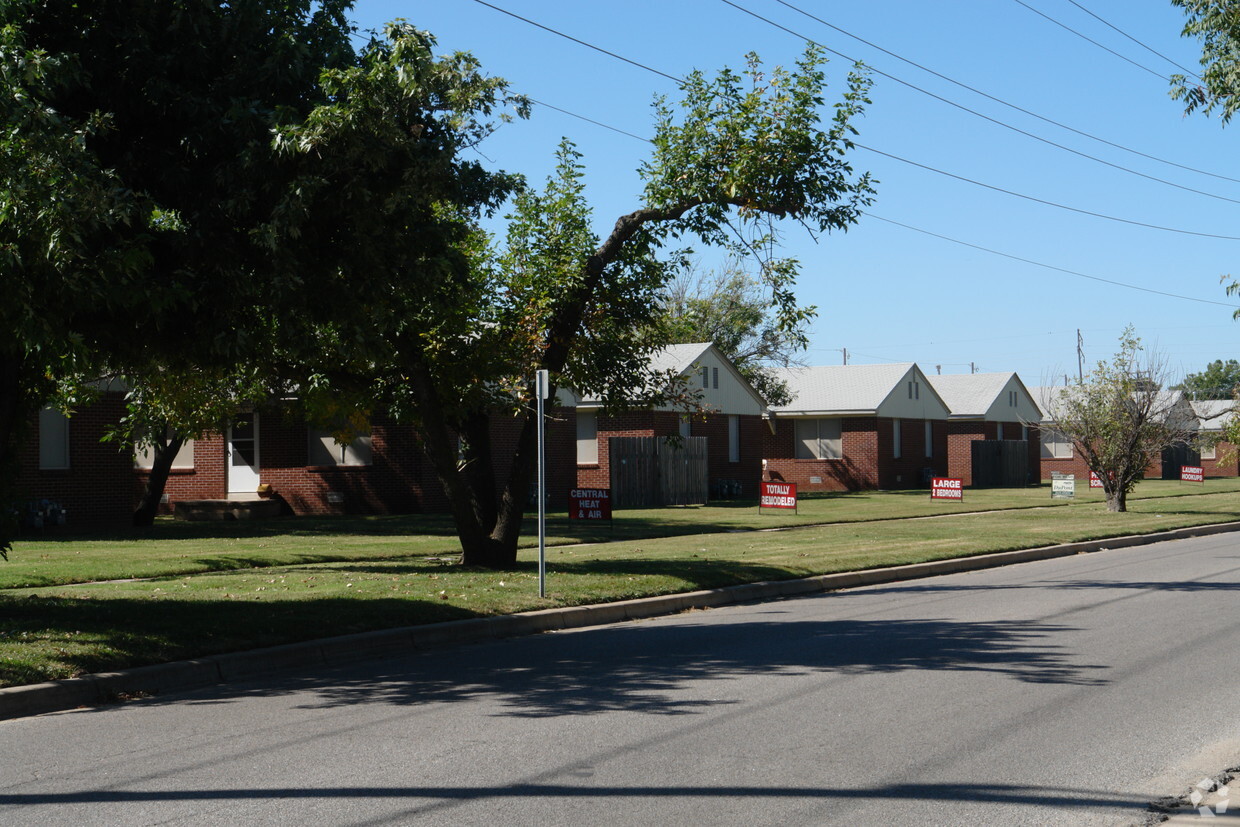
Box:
348;0;1240;386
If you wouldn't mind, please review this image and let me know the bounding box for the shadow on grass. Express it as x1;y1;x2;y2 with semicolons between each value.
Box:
0;594;479;687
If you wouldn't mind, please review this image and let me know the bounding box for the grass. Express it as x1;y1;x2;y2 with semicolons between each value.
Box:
1;477;1238;688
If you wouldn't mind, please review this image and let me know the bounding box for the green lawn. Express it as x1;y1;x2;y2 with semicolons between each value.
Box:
1;478;1237;688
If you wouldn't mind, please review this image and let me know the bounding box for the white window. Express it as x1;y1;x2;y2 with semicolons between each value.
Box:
1202;435;1218;460
576;410;598;465
728;415;740;463
794;418;842;460
679;416;691;439
997;422;1005;441
893;418;902;459
1040;427;1073;459
135;433;195;470
38;408;70;470
924;420;933;457
1022;424;1029;442
308;427;373;466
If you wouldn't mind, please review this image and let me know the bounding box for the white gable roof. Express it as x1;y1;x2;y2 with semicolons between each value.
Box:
565;342;769;416
771;363;950;419
928;372;1041;422
1034;385;1200;430
1192;399;1237;430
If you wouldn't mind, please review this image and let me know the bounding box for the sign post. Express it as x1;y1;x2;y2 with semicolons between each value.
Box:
930;477;963;501
535;370;549;598
759;481;798;513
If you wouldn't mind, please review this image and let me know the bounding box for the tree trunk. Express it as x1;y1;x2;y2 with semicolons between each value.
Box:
133;433;186;527
0;353;27;556
1105;490;1126;512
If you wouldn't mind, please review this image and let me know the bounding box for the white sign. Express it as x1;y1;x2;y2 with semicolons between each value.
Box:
1052;476;1075;499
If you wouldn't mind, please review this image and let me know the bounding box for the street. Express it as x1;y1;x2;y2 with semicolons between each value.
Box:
4;531;1240;825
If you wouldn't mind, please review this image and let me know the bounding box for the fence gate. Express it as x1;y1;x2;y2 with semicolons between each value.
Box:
608;436;708;508
970;439;1029;488
1161;443;1201;480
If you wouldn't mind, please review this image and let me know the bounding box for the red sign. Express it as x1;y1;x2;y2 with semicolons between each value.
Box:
569;488;611;520
1089;472;1103;489
1181;465;1204;483
931;477;963;500
760;481;798;510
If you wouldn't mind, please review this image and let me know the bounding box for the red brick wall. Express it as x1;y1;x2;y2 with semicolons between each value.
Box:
763;417;881;492
16;394;133;529
1202;441;1239;477
574;409;764;498
144;408;579;517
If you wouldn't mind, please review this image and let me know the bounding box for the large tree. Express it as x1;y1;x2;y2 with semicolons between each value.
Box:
1041;329;1194;512
1172;359;1240;400
269;37;876;567
0;1;359;551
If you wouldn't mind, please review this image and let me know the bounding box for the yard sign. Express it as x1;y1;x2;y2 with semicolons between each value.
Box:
1051;475;1075;499
1089;471;1103;489
569;488;612;522
1181;465;1204;484
760;481;797;513
930;477;963;501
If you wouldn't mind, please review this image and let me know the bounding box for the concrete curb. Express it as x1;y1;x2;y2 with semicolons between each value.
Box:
4;519;1239;722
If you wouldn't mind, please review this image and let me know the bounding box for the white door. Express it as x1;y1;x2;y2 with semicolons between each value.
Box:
227;415;260;494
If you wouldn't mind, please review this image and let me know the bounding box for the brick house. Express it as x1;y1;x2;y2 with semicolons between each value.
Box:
566;342;770;500
926;372;1042;486
1190;399;1239;477
1034;386;1200;480
20;392;578;526
763;363;950;492
16;390;134;529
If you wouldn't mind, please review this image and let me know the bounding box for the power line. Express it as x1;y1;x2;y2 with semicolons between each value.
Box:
1064;0;1202;81
1009;0;1171;81
865;212;1240;308
468;0;682;83
856;143;1240;240
770;0;1240;185
719;0;1240;202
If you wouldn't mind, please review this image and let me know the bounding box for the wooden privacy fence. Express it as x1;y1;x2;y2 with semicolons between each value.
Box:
970;439;1029;488
608;436;708;508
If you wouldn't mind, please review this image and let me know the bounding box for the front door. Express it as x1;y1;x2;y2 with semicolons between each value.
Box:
227;415;260;494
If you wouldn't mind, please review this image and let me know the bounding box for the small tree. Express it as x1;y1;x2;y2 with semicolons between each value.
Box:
1043;329;1194;512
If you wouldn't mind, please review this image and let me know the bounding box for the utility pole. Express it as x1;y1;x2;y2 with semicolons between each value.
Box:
970;362;977;374
935;364;941;375
1077;329;1085;380
842;347;848;366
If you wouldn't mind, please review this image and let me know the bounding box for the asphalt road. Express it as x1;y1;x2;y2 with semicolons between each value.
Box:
4;532;1240;825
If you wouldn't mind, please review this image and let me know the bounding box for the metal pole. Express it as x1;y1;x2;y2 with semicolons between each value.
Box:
535;370;548;598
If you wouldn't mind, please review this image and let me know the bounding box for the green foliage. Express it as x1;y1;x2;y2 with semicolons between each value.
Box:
660;261;810;406
1171;0;1240;123
1044;328;1192;512
1173;358;1240;399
